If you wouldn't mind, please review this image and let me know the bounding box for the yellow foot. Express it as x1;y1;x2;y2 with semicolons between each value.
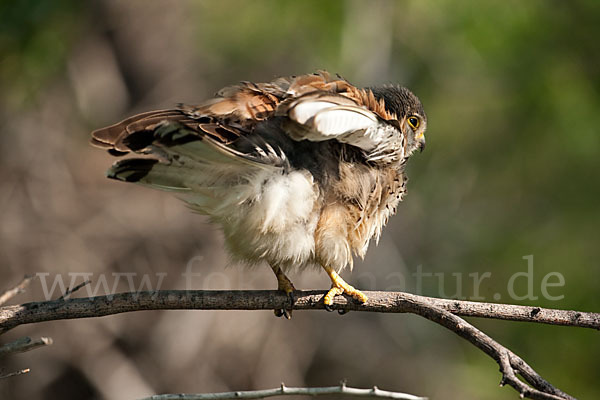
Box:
271;265;296;319
323;266;368;312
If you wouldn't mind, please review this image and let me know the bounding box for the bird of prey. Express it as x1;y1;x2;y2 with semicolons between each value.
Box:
91;71;427;318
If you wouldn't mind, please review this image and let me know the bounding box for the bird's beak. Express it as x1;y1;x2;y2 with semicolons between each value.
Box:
418;136;426;153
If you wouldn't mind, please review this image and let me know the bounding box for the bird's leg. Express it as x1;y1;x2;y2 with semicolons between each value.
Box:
322;265;368;311
270;264;295;319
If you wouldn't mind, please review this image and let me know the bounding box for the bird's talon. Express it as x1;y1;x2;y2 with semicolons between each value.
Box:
271;265;296;319
323;266;368;306
324;304;335;312
338;309;349;315
281;291;294;319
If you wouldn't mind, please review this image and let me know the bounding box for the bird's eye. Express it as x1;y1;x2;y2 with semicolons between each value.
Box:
408;116;420;130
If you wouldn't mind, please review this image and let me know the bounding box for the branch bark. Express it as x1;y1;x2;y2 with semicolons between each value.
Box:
1;289;594;399
1;290;597;333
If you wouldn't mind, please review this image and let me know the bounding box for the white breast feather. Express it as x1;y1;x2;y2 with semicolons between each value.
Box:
209;169;320;269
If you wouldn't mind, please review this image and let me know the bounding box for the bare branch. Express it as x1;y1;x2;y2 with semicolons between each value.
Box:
0;368;30;379
0;290;597;334
141;382;426;400
0;336;53;357
0;275;35;306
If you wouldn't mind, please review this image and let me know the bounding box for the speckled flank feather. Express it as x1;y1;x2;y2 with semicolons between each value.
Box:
91;71;427;274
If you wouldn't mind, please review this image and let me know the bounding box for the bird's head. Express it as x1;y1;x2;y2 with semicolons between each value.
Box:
370;85;427;156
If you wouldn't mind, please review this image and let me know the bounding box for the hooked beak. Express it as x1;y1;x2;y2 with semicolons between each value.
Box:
418;136;426;153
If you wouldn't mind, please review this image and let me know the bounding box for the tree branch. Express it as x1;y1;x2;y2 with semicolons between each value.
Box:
0;336;53;357
1;289;593;399
0;275;35;306
404;299;574;400
0;290;597;334
0;368;30;380
141;382;426;400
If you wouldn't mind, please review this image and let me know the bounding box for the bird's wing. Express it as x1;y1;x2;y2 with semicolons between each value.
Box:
177;70;398;126
90;71;353;158
177;71;354;125
90;71;405;192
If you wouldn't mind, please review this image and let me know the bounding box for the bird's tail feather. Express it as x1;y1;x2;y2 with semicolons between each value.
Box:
92;111;282;214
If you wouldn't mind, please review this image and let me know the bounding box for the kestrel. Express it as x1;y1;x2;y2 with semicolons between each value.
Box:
91;71;427;318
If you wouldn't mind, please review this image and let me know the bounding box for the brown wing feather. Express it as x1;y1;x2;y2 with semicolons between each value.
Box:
91;109;246;155
91;110;197;152
343;86;397;121
91;110;174;149
175;71;379;127
90;71;399;156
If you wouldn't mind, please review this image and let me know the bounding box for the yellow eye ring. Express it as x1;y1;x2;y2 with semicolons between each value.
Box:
408;116;420;130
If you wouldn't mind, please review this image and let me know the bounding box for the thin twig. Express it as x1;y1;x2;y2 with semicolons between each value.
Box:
0;336;53;357
0;290;597;333
140;382;426;400
0;368;30;379
58;279;91;300
0;275;35;306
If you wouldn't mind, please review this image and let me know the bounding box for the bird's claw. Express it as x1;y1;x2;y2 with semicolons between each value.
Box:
272;266;296;319
273;308;293;319
323;303;349;315
274;287;295;319
322;268;367;312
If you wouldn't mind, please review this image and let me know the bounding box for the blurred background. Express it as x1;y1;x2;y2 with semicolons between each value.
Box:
1;0;599;399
